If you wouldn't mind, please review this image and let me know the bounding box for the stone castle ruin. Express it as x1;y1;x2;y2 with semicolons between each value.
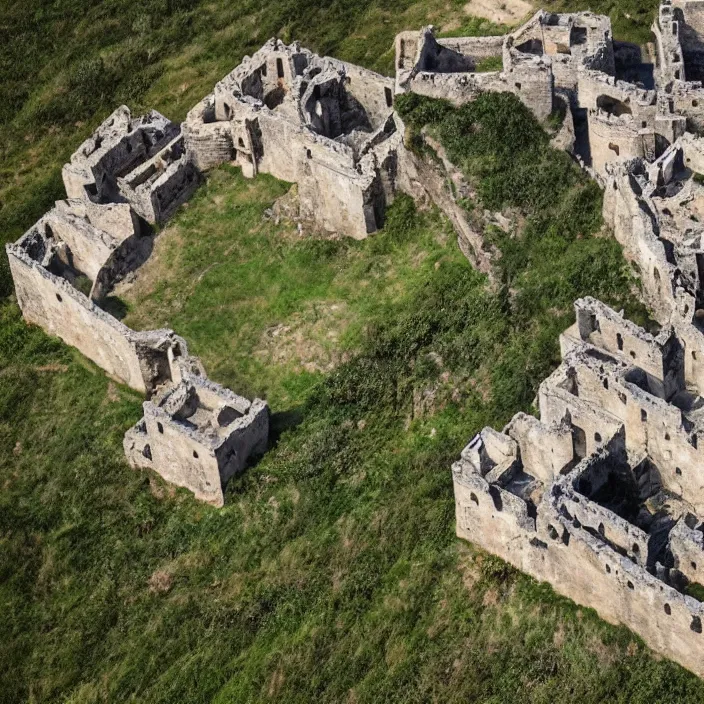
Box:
453;297;704;676
10;1;704;676
6;42;424;505
7;103;269;507
183;40;405;238
430;0;704;678
394;2;704;177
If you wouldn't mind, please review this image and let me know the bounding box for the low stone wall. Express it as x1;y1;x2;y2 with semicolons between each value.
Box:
436;35;505;60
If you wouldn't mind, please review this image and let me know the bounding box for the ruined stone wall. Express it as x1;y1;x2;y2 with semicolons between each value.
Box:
252;111;382;238
299;157;374;238
505;412;573;483
406;66;553;121
124;376;269;506
670;516;704;582
572;297;684;397
7;241;181;394
214;397;269;485
405;70;500;104
182;95;236;172
436;36;505;60
142;401;224;505
603;163;678;320
503;52;555;121
588;112;654;174
537;365;624;458
654;2;687;83
328;59;396;127
116;136;201;224
43;209;121;282
454;429;704;677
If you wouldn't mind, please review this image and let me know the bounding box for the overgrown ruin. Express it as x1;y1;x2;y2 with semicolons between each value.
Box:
9;1;704;677
183;40;405;238
434;0;704;678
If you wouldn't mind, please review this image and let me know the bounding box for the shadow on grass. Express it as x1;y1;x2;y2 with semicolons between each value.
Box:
269;406;306;448
100;296;129;320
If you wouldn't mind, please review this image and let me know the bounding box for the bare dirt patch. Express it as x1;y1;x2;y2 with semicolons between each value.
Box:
254;301;350;373
34;363;69;373
464;0;533;26
148;569;173;594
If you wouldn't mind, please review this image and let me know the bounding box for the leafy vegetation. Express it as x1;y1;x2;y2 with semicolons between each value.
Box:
396;92;647;324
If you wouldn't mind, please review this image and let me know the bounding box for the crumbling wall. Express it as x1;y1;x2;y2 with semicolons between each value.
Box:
116;135;201;224
654;1;687;83
603;161;678;319
396;26;554;122
124;376;269;506
436;36;505;61
7;238;182;394
182;95;235;171
505;412;573;482
669;515;704;582
588;111;654;174
62;106;179;201
139;400;225;505
454;418;704;677
572;297;684;398
328;59;396;127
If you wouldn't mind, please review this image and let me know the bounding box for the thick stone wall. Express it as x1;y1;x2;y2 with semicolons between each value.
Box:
7;241;181;395
454;383;704;677
183;95;236;171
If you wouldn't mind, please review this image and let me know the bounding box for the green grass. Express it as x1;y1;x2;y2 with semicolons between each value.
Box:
120;169;463;410
474;55;504;72
438;15;512;38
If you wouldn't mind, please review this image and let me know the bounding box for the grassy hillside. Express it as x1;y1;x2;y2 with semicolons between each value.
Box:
1;0;697;700
5;84;704;700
